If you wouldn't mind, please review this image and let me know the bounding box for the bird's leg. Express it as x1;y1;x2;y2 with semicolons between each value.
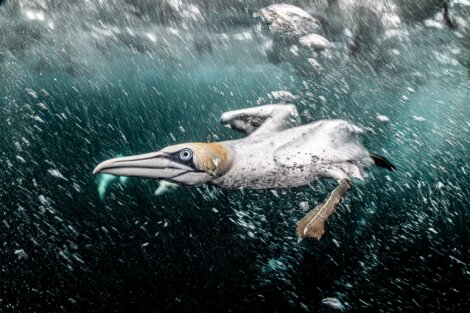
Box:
296;179;352;242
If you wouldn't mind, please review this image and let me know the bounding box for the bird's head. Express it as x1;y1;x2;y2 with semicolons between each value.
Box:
93;143;233;186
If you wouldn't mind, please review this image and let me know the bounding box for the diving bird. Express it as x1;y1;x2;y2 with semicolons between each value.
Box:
94;104;394;241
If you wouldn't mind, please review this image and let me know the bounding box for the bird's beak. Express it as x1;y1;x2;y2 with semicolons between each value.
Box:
93;151;193;180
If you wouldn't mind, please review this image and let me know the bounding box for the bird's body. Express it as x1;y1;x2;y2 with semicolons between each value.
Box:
94;104;393;241
213;119;372;189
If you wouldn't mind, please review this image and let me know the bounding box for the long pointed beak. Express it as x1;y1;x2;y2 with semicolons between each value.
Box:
93;151;193;180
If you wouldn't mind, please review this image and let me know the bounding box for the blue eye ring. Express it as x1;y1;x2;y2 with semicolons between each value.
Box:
179;148;193;161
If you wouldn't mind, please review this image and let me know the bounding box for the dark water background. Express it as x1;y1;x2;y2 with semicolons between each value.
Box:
1;0;469;312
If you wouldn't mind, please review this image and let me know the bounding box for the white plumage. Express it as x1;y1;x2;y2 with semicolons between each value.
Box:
215;105;374;189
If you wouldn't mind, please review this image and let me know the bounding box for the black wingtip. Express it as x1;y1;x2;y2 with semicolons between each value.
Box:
370;153;396;171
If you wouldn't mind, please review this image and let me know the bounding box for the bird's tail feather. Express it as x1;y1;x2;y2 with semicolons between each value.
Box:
370;153;395;171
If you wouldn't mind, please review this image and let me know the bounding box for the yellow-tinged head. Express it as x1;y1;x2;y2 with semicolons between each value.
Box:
93;142;233;186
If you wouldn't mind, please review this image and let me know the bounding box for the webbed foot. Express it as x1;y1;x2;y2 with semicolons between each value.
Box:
296;179;352;242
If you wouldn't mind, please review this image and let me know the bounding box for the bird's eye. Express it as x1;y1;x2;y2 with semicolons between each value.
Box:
179;148;193;161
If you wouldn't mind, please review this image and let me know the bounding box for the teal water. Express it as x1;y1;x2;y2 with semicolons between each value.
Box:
0;1;469;311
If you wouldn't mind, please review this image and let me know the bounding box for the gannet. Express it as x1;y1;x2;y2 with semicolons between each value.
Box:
94;104;394;241
254;4;332;73
254;4;323;42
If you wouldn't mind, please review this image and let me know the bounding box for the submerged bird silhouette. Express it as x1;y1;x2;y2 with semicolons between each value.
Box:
94;104;394;241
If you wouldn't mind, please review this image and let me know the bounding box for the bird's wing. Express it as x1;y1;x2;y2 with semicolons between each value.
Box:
273;120;371;177
220;104;300;136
